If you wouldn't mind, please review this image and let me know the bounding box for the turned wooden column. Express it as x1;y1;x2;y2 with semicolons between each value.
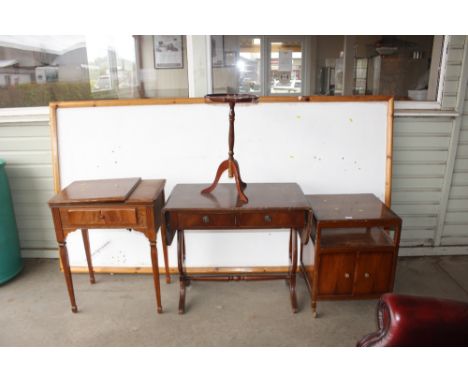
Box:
201;93;258;203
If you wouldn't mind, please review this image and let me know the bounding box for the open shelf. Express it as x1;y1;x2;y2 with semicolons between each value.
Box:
319;227;394;252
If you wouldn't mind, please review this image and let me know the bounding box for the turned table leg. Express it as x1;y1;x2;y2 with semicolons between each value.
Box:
81;229;95;284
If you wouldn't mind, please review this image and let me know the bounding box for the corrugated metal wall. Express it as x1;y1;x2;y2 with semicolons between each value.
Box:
442;36;468;246
391;116;452;246
0;36;467;258
0;108;56;257
442;36;465;109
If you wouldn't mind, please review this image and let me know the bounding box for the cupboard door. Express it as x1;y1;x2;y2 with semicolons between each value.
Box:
354;252;394;295
318;254;355;296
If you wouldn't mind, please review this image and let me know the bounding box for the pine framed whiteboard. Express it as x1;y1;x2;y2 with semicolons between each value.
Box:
50;96;394;273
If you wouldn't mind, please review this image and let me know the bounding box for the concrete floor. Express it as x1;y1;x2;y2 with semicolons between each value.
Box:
1;256;467;346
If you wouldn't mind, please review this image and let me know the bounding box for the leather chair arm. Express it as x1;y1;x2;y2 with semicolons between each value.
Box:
357;293;468;346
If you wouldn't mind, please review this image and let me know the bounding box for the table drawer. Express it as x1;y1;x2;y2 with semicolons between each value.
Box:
63;208;138;227
238;211;305;228
176;212;236;229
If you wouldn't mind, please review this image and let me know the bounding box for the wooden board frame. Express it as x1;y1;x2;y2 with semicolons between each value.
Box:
49;95;394;274
50;95;394;205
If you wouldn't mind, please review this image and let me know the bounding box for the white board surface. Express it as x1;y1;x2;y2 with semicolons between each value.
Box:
56;100;389;269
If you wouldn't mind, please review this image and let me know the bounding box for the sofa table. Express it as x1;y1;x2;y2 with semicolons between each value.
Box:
48;178;170;313
163;183;312;314
301;194;402;318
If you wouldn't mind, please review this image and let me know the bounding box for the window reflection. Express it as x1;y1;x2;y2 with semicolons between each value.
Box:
212;36;262;95
85;35;138;99
0;35;188;107
0;35;445;107
269;40;303;95
0;35;91;107
360;36;436;100
317;36;344;95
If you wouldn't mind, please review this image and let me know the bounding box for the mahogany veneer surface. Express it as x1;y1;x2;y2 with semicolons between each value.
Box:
49;177;142;204
165;183;310;211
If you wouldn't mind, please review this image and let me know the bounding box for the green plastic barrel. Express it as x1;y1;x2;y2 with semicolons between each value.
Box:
0;159;23;284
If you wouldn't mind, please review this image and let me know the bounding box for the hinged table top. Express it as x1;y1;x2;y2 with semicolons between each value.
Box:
48;178;165;206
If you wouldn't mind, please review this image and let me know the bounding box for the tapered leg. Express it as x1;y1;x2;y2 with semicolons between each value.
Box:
311;302;318;318
81;229;95;284
288;228;293;262
311;226;321;318
177;230;187;314
288;229;298;313
59;242;78;313
181;229;190;286
160;222;171;284
285;228;293;286
149;240;163;313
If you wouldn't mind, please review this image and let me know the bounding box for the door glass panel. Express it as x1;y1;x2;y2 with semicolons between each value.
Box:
238;37;262;94
211;36;262;95
315;36;345;95
269;39;302;95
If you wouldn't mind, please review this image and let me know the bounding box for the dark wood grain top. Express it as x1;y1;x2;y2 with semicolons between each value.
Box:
48;179;165;206
164;183;310;211
125;180;166;204
205;93;259;104
306;193;400;223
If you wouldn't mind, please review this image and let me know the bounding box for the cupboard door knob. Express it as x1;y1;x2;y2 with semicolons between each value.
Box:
264;215;272;223
344;273;350;279
364;272;370;278
202;215;210;224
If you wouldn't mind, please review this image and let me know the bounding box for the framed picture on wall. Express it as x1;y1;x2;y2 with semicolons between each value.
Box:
211;35;224;67
153;36;183;69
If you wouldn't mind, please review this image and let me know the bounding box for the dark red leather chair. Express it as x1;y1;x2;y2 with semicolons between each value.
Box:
357;293;468;346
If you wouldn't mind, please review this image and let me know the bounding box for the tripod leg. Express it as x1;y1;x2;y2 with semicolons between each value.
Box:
233;159;247;188
230;161;248;203
201;160;230;194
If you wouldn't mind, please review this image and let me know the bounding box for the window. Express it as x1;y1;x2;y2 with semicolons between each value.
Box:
212;36;262;94
354;35;441;101
268;38;303;95
316;36;344;95
211;35;445;103
354;58;368;95
0;35;447;108
0;35;189;108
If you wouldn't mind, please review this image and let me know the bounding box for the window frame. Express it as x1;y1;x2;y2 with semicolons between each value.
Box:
395;35;449;110
208;35;450;111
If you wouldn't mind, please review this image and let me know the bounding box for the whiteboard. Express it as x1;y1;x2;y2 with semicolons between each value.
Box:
53;98;392;269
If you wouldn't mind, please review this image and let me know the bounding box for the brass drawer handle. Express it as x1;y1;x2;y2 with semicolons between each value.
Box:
202;215;210;224
264;215;272;223
344;273;350;279
364;272;370;278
